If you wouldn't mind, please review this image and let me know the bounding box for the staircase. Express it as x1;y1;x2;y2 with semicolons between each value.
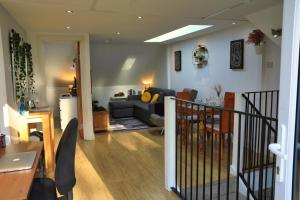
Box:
240;90;279;200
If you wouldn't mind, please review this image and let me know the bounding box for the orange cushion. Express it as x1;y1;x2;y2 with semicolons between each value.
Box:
151;93;160;103
141;91;151;103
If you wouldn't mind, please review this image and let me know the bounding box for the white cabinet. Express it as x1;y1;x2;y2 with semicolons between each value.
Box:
59;96;77;131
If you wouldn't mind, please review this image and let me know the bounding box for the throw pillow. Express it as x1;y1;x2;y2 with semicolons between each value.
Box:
141;91;151;103
151;93;160;103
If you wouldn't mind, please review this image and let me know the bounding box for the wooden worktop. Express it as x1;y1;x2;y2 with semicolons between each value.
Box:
0;142;43;200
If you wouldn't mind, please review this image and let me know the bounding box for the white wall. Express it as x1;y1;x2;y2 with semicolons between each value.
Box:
42;41;76;122
262;37;281;90
167;23;266;100
43;41;76;87
29;33;95;140
46;86;69;119
90;43;167;108
0;4;26;139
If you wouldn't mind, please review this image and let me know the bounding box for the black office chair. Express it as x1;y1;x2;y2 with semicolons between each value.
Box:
28;118;78;200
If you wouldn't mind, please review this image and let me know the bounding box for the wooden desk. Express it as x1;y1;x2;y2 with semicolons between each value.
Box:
19;111;55;173
0;142;43;200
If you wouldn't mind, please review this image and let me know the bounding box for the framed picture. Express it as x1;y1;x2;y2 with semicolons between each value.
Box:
174;51;181;71
230;39;244;69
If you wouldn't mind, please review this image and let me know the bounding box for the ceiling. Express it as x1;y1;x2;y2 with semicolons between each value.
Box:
0;0;282;43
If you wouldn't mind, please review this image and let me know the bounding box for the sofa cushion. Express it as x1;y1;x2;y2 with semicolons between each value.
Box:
109;101;135;109
151;93;160;103
147;87;176;103
134;101;149;111
141;91;151;103
147;88;160;96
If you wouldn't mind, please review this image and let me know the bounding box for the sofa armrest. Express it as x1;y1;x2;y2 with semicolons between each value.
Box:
148;102;164;116
155;102;164;116
127;95;141;101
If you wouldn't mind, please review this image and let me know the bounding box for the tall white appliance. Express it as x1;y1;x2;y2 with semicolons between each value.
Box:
59;94;78;131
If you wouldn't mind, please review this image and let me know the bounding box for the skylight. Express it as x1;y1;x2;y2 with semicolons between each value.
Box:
144;25;213;43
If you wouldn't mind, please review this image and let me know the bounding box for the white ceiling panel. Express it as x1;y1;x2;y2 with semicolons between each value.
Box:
0;0;282;43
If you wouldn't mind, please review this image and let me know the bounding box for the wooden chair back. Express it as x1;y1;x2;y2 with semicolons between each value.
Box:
176;92;192;101
221;92;235;133
176;92;192;117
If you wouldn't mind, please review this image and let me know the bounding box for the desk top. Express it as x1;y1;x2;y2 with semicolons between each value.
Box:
0;142;43;200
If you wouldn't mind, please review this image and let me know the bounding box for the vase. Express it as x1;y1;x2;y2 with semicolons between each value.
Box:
255;45;264;55
18;101;29;116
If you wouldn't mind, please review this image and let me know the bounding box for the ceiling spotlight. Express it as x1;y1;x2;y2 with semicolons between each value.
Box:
232;22;237;25
65;26;71;30
138;16;143;19
271;28;282;38
65;10;74;14
116;32;121;35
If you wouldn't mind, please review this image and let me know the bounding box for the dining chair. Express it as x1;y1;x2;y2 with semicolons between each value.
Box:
29;118;78;200
176;92;193;144
205;92;235;159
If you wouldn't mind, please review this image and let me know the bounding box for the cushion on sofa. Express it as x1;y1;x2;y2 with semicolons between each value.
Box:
109;101;135;109
134;101;149;111
147;87;176;103
141;91;152;103
151;93;160;103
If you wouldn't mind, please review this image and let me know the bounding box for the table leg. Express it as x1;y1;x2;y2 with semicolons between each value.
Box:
42;117;54;173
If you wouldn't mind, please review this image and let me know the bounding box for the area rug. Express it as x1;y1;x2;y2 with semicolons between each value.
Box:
110;117;150;131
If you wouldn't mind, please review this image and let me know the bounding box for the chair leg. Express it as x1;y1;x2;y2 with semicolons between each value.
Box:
221;135;225;160
199;135;204;151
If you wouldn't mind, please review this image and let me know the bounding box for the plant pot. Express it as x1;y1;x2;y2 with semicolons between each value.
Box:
255;45;264;55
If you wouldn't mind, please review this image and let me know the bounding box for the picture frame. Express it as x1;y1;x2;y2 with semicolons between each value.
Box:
230;39;244;69
174;51;181;71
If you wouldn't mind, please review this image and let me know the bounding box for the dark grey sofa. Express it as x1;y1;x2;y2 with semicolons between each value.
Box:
109;87;175;125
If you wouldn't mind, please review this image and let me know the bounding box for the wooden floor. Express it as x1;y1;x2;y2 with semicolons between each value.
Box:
55;128;179;200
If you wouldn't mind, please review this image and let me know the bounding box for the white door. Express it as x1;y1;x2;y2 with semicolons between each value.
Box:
269;0;300;199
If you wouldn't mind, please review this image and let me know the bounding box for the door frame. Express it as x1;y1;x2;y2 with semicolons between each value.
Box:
292;48;300;199
75;41;84;139
275;0;300;199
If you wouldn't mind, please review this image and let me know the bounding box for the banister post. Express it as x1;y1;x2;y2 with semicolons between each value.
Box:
164;96;176;191
231;92;245;175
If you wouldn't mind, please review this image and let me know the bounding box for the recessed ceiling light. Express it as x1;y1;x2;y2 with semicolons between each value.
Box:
232;22;237;25
116;32;121;35
65;10;74;14
65;26;71;30
145;25;213;42
138;16;143;19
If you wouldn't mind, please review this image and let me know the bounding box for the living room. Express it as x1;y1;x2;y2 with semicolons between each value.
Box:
90;6;281;133
0;0;295;199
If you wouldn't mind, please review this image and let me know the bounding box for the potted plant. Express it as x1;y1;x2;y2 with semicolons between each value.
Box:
214;84;223;106
246;29;265;54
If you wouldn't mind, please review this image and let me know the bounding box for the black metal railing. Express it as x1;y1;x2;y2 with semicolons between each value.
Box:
240;91;279;200
243;90;279;119
170;97;277;200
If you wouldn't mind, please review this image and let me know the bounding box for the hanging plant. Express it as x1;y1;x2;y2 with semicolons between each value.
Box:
9;29;35;104
24;43;35;95
246;29;264;46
